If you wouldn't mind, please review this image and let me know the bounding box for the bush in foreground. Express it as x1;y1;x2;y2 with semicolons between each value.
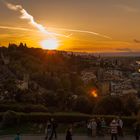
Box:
2;110;19;127
0;103;48;113
0;111;137;128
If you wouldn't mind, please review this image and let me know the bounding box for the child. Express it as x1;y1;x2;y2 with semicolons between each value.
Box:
66;126;72;140
14;133;20;140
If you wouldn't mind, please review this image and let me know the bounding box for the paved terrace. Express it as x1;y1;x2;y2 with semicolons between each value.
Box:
0;134;134;140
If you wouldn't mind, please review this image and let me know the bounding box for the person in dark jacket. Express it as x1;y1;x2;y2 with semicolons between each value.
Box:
14;133;20;140
49;118;58;140
134;122;140;140
66;126;72;140
45;120;52;140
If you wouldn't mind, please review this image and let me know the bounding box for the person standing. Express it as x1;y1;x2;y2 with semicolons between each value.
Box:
87;120;92;136
49;118;58;140
91;119;97;137
14;133;20;140
110;119;118;140
101;118;106;136
66;126;72;140
117;117;123;137
96;117;102;136
134;122;140;140
45;120;52;140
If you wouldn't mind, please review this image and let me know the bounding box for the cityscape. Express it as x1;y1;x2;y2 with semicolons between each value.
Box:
0;0;140;140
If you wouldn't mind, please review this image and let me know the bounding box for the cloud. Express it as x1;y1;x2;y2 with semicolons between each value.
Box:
5;2;112;40
0;25;36;32
115;5;139;13
48;27;112;39
6;2;49;34
5;2;69;38
134;39;140;43
116;48;133;52
6;3;22;10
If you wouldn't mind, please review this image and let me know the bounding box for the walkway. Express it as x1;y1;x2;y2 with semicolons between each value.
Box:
0;134;134;140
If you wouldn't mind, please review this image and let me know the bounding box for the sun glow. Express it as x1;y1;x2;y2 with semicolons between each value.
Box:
91;90;98;98
40;38;59;50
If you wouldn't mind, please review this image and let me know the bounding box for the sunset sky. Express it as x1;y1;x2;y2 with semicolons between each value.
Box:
0;0;140;53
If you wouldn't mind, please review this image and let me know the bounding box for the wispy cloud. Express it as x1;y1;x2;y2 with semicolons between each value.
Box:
5;2;69;38
115;5;139;13
134;39;140;43
0;25;36;32
4;2;112;40
116;48;133;52
48;27;112;39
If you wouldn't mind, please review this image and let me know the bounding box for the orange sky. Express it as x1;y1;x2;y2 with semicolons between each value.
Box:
0;0;140;53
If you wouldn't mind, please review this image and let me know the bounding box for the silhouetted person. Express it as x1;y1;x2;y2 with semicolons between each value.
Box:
49;118;58;140
66;126;72;140
87;120;92;136
134;122;140;140
14;133;20;140
96;117;102;136
45;120;52;140
101;118;106;136
117;117;123;137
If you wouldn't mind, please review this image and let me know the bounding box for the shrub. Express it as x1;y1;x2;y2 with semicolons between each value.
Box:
16;112;90;123
0;104;48;113
0;112;137;128
52;112;91;123
2;110;19;127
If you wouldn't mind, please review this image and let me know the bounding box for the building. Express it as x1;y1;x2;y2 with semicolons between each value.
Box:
17;74;29;90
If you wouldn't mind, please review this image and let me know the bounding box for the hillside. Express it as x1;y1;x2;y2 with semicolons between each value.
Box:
0;43;139;115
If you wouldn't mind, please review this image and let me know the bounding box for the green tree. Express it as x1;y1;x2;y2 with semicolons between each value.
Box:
124;95;138;115
73;96;93;114
94;96;124;115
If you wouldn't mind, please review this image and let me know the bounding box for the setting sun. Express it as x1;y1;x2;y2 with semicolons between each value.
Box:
40;38;59;50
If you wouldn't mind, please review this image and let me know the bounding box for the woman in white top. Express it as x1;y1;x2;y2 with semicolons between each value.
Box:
91;119;97;137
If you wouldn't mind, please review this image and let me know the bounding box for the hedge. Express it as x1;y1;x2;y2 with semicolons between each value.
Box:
0;103;48;112
0;111;138;128
13;112;91;123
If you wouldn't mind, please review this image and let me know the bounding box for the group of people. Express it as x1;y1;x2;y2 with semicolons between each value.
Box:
110;118;140;140
87;117;140;140
14;117;140;140
87;117;106;137
14;117;73;140
87;117;123;139
45;118;72;140
45;118;58;140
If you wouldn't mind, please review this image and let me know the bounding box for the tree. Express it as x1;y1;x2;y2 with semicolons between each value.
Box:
61;74;71;91
72;96;93;114
43;90;57;107
94;96;124;115
124;95;138;115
